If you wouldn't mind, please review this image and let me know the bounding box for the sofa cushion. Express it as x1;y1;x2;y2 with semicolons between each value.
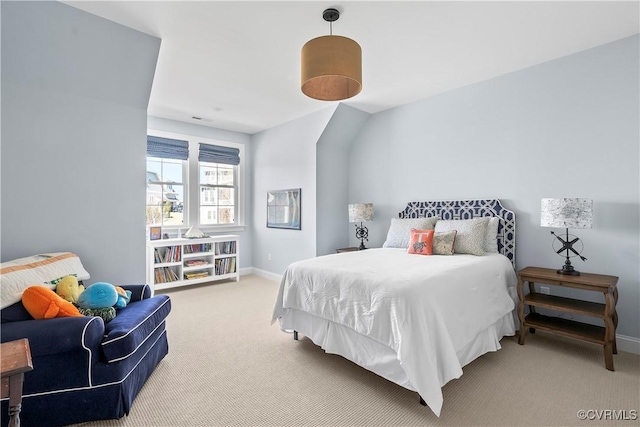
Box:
101;294;171;363
1;301;33;323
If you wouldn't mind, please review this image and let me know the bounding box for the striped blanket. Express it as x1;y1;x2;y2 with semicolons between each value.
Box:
0;252;90;309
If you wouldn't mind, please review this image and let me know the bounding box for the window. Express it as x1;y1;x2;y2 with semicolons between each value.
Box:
146;136;188;227
198;143;240;226
146;159;185;226
146;132;244;231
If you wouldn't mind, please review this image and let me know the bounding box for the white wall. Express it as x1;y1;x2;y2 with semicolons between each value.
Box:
348;35;640;340
147;116;253;269
251;107;336;274
1;2;160;285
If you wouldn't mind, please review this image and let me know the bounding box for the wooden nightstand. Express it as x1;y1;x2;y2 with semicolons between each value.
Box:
336;247;359;253
517;266;619;371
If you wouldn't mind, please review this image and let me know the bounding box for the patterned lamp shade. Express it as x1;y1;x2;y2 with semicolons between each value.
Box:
541;198;593;229
348;203;374;223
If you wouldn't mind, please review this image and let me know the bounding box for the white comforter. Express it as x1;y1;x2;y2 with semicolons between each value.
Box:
271;249;517;416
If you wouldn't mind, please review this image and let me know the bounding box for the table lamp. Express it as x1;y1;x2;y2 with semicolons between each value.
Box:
348;203;374;250
540;198;593;276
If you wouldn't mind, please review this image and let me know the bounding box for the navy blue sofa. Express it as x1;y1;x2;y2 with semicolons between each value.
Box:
1;284;171;426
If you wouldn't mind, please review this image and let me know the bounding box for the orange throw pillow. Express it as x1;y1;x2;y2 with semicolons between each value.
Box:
407;228;435;255
22;285;82;319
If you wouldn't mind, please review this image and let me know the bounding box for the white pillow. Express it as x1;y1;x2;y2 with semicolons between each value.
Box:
484;217;500;253
0;252;90;309
382;217;439;249
434;217;489;256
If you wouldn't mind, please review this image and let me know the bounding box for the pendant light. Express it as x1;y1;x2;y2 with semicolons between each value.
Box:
301;8;362;101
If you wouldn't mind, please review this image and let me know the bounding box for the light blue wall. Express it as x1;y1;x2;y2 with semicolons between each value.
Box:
147;116;253;269
348;35;640;339
251;103;371;271
251;106;336;274
1;2;160;285
317;104;371;256
3;2;637;343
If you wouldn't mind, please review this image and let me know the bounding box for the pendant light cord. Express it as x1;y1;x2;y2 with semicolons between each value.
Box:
323;8;339;36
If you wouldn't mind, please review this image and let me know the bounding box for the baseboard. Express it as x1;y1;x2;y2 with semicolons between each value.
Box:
616;334;640;355
238;267;253;277
248;267;281;283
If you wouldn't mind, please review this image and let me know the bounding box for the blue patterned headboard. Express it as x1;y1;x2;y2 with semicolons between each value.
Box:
398;199;516;267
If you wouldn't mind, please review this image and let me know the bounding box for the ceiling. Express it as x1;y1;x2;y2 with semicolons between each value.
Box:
64;1;639;135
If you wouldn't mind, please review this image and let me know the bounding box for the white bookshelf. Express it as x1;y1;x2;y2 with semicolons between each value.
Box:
146;235;239;293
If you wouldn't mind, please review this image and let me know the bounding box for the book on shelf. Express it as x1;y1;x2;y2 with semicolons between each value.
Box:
167;246;181;262
155;266;179;283
184;259;208;267
184;243;212;254
215;241;236;255
214;256;236;275
155;246;181;263
184;271;209;280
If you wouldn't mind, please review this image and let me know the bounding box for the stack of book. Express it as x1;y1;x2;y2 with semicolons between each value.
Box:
154;267;179;283
184;259;208;267
184;271;209;280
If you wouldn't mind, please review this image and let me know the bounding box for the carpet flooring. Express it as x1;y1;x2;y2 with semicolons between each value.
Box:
77;275;640;427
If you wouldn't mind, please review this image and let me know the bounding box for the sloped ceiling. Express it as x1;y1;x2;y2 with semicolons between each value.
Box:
64;1;640;134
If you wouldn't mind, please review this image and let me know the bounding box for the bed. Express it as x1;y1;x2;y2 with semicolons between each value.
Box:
271;199;517;416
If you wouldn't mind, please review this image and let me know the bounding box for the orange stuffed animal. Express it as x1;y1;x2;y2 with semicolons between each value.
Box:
22;285;82;319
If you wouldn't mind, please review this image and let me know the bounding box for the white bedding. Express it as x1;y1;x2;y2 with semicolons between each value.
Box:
271;248;517;416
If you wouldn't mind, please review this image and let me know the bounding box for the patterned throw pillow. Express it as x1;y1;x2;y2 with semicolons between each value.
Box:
484;217;500;253
432;230;457;255
435;217;490;256
407;229;434;255
382;217;439;249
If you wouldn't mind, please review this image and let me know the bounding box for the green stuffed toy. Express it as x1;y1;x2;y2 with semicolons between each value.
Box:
77;306;116;322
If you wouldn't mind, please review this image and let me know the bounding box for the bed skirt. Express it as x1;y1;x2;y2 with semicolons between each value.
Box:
278;308;515;407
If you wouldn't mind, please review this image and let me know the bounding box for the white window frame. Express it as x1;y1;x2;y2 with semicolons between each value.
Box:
145;157;186;228
147;129;245;234
198;162;238;227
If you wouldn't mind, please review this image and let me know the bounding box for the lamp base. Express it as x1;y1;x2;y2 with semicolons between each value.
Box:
557;264;580;276
554;230;584;276
354;222;369;251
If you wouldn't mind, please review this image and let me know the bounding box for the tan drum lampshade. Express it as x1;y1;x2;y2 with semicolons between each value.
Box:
301;35;362;101
301;8;362;101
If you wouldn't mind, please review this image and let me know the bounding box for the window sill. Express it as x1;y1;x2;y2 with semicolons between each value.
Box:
198;225;246;234
153;225;246;239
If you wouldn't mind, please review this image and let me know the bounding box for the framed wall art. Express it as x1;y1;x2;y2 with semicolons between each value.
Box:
267;188;301;230
149;226;162;240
